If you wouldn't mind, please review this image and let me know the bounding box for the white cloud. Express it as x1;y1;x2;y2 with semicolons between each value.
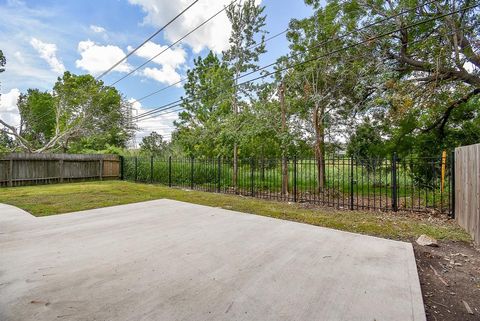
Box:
75;40;132;75
142;66;182;85
128;41;186;68
0;1;70;91
13;51;25;64
90;25;106;33
128;98;179;144
0;88;21;128
30;38;65;74
128;41;186;85
128;0;236;53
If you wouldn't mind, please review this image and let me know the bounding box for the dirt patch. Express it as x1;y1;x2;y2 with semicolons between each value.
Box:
414;241;480;321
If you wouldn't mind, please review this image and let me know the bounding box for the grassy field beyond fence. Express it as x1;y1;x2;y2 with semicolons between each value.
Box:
123;155;453;214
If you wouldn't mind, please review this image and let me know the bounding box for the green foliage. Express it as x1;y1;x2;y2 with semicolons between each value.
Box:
74;144;126;155
330;0;480;154
0;130;15;152
347;120;386;159
17;89;56;146
223;0;267;77
7;71;135;153
140;131;168;156
53;72;134;151
174;51;234;157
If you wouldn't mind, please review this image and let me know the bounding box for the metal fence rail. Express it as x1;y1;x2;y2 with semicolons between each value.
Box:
122;154;454;215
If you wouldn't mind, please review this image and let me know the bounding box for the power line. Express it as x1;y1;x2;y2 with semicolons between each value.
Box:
95;0;200;80
136;108;184;121
28;3;472;133
110;0;239;86
135;101;183;120
132;27;290;104
240;3;479;85
130;0;439;106
134;4;477;123
235;0;441;82
130;14;290;105
136;80;185;103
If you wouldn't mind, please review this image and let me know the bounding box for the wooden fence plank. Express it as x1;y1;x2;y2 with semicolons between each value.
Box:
455;143;480;244
0;153;120;187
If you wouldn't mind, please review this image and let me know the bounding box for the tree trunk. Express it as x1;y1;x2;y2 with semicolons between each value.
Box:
313;105;326;193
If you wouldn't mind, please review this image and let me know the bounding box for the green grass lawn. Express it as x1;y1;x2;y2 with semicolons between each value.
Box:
0;180;469;242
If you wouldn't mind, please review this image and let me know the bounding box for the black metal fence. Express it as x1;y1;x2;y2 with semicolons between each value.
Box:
121;153;454;216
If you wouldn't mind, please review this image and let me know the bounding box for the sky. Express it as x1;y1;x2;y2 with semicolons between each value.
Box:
0;0;313;145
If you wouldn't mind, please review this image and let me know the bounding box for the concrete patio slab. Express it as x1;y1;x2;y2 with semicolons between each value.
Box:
0;199;426;321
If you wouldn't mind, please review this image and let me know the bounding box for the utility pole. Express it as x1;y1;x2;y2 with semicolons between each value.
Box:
279;81;288;197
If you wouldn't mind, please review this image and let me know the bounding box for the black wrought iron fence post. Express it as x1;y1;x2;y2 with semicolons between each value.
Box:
217;157;221;193
190;156;194;190
250;158;255;197
293;156;297;202
392;152;398;212
168;156;172;187
117;153;451;214
134;156;138;182
350;156;354;210
150;155;154;183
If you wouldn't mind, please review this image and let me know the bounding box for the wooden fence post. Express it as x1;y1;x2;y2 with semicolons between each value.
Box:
59;158;64;183
99;158;104;181
8;158;13;187
119;156;124;180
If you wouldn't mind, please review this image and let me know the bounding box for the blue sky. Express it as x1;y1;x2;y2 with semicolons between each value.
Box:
0;0;313;141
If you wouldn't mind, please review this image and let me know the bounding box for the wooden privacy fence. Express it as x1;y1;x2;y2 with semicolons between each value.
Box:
0;153;120;187
455;143;480;244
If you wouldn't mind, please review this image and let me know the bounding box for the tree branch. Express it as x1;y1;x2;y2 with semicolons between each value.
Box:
422;88;480;135
0;119;33;151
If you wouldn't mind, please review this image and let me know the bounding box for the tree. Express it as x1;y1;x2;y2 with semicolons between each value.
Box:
223;0;267;189
332;0;480;155
285;1;377;191
0;72;135;153
17;89;56;148
140;131;168;156
174;51;233;158
0;49;5;93
0;130;14;153
346;120;386;160
0;49;13;152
